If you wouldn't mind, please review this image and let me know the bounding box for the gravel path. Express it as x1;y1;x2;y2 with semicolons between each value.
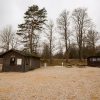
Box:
0;67;100;100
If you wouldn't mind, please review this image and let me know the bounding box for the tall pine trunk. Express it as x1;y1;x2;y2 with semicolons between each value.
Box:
30;26;33;53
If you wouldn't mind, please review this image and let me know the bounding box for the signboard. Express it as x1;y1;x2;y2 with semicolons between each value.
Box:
17;59;22;65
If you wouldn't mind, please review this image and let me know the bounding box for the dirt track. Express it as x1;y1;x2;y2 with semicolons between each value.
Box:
0;67;100;100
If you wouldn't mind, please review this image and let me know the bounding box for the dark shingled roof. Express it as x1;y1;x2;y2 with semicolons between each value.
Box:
87;56;100;59
0;49;40;58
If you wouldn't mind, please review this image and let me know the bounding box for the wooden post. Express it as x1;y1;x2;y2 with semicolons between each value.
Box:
62;62;64;67
44;63;47;67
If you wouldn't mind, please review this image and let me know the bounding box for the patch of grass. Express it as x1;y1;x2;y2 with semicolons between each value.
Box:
41;59;87;67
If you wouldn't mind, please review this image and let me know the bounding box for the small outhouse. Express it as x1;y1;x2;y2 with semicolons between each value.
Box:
0;49;40;72
87;56;100;67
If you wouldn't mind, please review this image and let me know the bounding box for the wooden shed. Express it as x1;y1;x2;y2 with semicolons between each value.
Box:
0;49;40;72
87;56;100;67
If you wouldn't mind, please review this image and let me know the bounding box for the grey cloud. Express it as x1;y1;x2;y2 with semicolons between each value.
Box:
0;0;99;31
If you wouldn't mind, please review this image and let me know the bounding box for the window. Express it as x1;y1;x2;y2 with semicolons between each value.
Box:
97;58;100;61
17;59;22;65
92;58;96;62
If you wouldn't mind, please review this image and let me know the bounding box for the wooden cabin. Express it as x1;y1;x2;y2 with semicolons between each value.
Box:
87;56;100;67
0;49;40;72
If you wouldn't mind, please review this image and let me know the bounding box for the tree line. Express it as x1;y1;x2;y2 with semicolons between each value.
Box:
0;4;100;64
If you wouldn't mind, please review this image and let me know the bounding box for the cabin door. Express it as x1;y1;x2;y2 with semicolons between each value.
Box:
10;57;15;65
10;56;15;71
10;57;15;66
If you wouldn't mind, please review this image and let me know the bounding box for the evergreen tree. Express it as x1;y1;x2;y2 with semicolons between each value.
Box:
17;5;47;53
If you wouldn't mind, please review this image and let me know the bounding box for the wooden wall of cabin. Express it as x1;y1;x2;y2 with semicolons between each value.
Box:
24;57;30;71
30;57;40;69
2;51;25;72
24;57;40;71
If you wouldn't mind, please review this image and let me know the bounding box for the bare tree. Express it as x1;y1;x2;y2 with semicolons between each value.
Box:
10;34;19;50
42;43;50;60
72;8;90;60
44;20;55;64
0;26;17;51
54;40;64;59
57;10;70;62
86;27;99;55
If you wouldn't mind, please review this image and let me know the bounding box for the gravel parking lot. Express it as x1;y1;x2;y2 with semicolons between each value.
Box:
0;66;100;100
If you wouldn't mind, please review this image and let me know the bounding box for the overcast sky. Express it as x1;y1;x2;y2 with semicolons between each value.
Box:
0;0;100;31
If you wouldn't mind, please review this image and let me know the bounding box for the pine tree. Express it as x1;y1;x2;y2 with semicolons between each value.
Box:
17;5;47;53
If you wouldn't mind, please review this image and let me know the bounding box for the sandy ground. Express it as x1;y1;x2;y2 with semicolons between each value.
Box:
0;66;100;100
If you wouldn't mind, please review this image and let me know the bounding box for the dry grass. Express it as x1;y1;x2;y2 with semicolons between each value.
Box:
41;59;87;66
0;67;100;100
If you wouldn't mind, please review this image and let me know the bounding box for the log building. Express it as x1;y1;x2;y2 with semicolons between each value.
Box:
0;49;40;72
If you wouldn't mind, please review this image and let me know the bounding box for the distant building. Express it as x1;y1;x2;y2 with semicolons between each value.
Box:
0;49;40;72
87;56;100;67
